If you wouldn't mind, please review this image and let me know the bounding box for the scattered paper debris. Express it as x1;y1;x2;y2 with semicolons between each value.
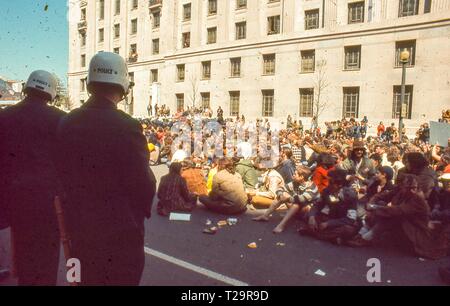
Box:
258;238;262;241
227;218;238;225
276;242;286;247
314;269;326;276
203;227;217;235
418;258;426;262
387;280;392;283
169;213;191;221
248;242;257;249
218;220;227;227
240;254;244;258
206;219;212;226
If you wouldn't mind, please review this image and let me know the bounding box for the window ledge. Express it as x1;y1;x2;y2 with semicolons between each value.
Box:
343;68;361;71
300;71;315;74
394;65;414;69
229;76;241;79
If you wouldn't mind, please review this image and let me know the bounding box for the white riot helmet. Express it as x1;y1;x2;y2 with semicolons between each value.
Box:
87;52;131;96
25;70;57;100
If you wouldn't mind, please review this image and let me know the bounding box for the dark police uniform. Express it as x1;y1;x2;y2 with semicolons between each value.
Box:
56;97;156;286
0;97;65;285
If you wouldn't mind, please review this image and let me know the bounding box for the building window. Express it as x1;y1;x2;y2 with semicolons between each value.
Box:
267;15;280;35
132;0;138;10
176;94;184;112
129;44;138;62
153;11;160;28
80;79;86;92
299;88;314;117
151;69;158;83
343;87;360;118
262;90;274;117
395;40;416;67
230;91;240;116
344;45;361;70
182;32;191;48
177;64;185;82
81;8;87;21
235;22;246;40
201;92;211;109
152;39;159;54
202;61;211;80
424;0;432;13
399;0;419;17
236;0;247;9
207;27;217;44
113;47;120;54
208;0;217;15
301;50;315;73
230;57;241;78
114;24;120;39
263;54;276;75
98;28;104;43
99;0;105;20
393;85;413;119
81;54;86;67
81;33;86;46
115;0;121;15
131;19;138;35
305;9;320;30
183;3;191;21
348;1;365;24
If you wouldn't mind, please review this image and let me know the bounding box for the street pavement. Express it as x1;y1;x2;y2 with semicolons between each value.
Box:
1;164;448;286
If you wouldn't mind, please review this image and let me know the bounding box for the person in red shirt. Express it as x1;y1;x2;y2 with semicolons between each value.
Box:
377;121;385;137
312;153;336;194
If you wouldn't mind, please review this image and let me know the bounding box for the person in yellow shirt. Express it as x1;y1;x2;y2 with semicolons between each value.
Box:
206;158;219;194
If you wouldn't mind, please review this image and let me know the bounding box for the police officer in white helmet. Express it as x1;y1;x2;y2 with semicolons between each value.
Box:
0;70;66;285
56;52;156;286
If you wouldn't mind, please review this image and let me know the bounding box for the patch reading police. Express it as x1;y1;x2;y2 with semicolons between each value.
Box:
94;68;118;75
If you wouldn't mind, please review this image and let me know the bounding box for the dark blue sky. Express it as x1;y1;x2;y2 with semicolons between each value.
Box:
0;0;68;83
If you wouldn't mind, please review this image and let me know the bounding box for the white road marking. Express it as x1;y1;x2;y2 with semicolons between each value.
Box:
144;247;249;286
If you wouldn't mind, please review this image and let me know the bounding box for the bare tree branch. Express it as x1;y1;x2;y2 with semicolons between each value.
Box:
313;59;330;122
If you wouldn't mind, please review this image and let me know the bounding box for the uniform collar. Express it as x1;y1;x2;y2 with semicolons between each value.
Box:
83;96;117;109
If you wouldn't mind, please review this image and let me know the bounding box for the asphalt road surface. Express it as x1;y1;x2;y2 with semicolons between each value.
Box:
1;164;448;286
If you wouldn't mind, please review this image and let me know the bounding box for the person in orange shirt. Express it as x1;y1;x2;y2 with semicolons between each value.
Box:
312;153;336;194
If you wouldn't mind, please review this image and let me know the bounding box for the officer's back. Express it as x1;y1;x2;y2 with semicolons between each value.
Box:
0;70;65;286
56;52;156;285
58;96;155;242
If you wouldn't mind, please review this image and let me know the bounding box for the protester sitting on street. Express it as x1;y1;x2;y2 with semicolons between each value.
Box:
235;156;259;189
181;159;208;196
396;152;437;201
312;153;336;194
253;166;320;234
338;140;376;189
359;166;395;205
349;176;448;259
301;169;359;245
157;162;198;216
199;158;248;215
249;158;286;209
431;173;450;223
369;153;382;169
171;144;188;163
275;148;297;185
